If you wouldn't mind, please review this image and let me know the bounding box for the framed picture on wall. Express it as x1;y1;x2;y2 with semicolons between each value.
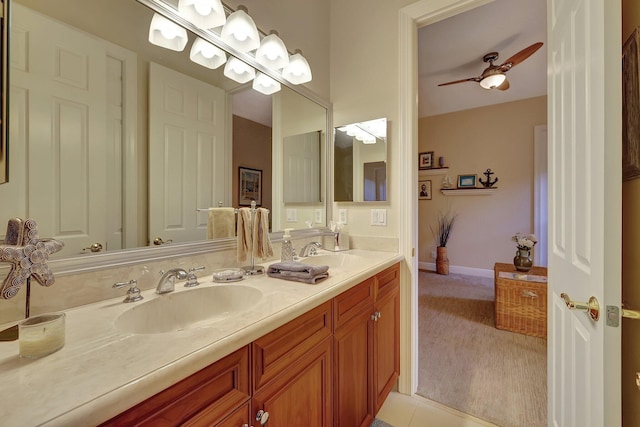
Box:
457;174;477;188
239;167;262;206
418;151;434;169
418;179;432;200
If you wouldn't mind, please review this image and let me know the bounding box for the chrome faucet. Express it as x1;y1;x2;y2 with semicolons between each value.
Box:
156;268;188;294
299;242;322;257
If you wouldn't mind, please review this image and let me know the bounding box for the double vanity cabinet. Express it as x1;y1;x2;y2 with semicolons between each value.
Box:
101;263;400;427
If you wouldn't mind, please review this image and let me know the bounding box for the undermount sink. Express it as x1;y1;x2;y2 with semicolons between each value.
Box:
114;285;262;334
300;252;368;270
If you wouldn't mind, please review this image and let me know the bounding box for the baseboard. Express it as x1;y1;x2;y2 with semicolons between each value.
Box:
418;262;493;279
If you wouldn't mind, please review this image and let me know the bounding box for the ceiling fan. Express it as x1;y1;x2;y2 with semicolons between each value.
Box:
437;42;543;90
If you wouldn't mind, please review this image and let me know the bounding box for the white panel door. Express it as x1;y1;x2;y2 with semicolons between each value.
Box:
283;131;320;203
148;63;228;244
547;0;621;426
6;5;108;255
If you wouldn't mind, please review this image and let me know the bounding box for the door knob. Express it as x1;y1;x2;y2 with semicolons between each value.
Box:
82;243;103;253
560;293;600;321
255;409;269;425
153;237;173;245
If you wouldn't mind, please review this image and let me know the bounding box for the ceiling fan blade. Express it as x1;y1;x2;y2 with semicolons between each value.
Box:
496;79;510;91
437;77;481;87
499;42;543;71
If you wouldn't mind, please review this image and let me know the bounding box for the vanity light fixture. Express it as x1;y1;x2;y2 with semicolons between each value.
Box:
178;0;226;30
148;13;189;51
252;72;281;95
224;57;256;83
190;37;227;69
220;5;260;52
479;72;506;90
255;31;289;70
282;49;312;84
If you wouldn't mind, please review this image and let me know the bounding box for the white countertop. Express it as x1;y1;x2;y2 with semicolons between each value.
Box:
0;250;402;427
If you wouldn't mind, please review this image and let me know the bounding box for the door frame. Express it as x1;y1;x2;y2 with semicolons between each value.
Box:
397;0;495;395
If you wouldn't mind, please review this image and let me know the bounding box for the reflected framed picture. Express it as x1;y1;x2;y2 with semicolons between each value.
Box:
418;179;432;200
457;174;477;188
239;167;262;206
418;151;434;169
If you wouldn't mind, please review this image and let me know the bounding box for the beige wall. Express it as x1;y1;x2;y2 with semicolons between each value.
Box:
417;96;547;271
622;0;640;424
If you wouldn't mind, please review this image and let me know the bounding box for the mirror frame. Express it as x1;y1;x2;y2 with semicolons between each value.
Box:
0;0;8;185
4;0;333;275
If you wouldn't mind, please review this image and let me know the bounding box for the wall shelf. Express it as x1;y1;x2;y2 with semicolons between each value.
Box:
440;188;497;196
419;167;449;176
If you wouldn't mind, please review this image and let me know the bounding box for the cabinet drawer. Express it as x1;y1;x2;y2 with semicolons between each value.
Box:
333;277;374;330
101;346;250;427
253;301;332;392
375;264;400;300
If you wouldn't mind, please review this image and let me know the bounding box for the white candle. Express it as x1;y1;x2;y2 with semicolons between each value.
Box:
19;313;66;359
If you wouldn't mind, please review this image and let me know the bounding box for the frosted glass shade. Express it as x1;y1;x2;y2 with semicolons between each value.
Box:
255;32;289;70
148;13;188;51
224;57;255;83
178;0;226;29
220;7;260;52
282;51;312;84
190;38;227;69
480;73;506;89
252;72;281;95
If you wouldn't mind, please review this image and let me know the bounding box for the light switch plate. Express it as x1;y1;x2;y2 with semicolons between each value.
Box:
371;209;387;226
338;209;348;224
286;209;297;222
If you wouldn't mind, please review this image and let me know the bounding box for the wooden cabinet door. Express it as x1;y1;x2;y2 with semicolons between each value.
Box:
333;309;374;427
373;287;400;414
214;402;250;427
252;338;332;427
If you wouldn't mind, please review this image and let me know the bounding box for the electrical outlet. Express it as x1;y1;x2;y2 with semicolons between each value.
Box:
431;250;437;259
314;209;322;224
338;209;348;224
371;210;378;225
286;209;297;222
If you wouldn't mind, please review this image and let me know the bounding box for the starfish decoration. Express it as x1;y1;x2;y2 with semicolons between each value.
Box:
0;218;64;299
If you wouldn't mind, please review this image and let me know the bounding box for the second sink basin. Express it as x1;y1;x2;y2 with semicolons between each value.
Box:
114;285;261;334
300;252;368;270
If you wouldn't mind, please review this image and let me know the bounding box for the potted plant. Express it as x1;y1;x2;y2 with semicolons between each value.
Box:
430;209;457;274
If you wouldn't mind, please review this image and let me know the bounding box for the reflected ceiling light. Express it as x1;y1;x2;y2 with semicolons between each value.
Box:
190;38;227;69
220;5;260;52
178;0;226;29
479;72;506;90
282;49;312;84
252;72;281;95
149;13;188;51
255;31;290;70
223;57;255;83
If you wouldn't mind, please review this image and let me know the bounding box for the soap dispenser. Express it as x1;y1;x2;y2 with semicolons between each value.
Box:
281;228;295;262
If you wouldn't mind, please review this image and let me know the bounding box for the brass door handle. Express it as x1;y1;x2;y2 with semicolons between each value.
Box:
560;293;600;321
82;243;103;253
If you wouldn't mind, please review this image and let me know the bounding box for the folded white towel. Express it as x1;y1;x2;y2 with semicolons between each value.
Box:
207;208;236;239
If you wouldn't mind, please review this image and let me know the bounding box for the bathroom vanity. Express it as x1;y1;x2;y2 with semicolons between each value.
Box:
0;250;402;426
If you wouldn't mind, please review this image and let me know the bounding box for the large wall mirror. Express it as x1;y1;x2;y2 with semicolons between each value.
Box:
0;0;330;265
334;118;387;202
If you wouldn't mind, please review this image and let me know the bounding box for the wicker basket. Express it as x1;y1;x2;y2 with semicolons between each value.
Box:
494;263;547;338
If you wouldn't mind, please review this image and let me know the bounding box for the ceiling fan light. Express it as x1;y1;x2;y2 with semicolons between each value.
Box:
282;50;312;84
480;73;506;90
148;13;188;51
220;6;260;52
255;31;290;70
178;0;226;29
190;37;227;69
253;72;281;95
223;57;255;83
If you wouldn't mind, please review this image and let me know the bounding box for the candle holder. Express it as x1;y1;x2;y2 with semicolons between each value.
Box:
19;313;66;359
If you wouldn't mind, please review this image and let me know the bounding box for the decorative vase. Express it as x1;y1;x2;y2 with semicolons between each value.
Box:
513;248;533;272
436;246;449;275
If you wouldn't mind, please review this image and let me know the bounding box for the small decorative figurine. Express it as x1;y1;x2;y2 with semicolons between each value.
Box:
479;168;498;188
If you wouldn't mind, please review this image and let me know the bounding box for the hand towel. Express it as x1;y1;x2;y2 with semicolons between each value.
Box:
207;207;236;239
253;207;273;259
236;208;252;262
267;261;329;284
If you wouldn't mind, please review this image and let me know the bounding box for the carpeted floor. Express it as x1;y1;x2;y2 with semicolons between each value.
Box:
416;270;547;427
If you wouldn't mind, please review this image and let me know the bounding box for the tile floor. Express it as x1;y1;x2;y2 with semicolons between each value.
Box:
376;392;498;427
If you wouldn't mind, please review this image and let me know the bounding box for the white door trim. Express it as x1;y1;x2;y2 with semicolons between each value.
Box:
398;0;495;395
533;124;547;266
